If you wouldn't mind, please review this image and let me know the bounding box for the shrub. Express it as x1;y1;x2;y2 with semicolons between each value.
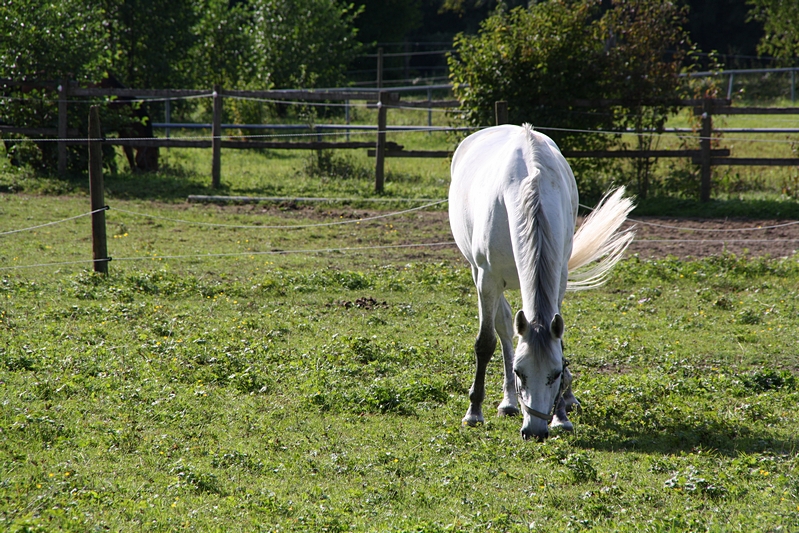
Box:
448;0;694;200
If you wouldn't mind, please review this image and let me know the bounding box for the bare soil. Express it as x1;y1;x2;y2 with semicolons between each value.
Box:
623;216;799;259
198;202;799;260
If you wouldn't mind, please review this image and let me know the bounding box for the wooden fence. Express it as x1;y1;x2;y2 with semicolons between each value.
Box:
2;79;798;200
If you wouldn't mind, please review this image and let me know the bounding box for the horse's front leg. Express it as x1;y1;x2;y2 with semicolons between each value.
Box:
551;365;579;431
463;323;496;426
496;295;519;417
463;276;498;426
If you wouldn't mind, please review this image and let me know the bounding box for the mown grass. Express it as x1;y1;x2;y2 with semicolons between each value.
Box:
2;191;799;531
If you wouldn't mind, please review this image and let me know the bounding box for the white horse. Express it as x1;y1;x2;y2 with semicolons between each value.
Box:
449;124;634;440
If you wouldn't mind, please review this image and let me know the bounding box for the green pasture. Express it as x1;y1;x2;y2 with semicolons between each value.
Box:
2;189;799;531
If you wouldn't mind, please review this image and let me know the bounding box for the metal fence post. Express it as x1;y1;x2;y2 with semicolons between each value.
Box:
699;98;713;202
88;106;109;274
58;80;68;177
375;91;387;193
377;48;384;89
495;101;508;125
212;84;222;188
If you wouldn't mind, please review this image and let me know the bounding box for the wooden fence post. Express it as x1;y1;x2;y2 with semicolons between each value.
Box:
212;84;222;188
88;106;109;274
58;80;68;177
495;101;508;125
375;91;387;193
699;98;713;202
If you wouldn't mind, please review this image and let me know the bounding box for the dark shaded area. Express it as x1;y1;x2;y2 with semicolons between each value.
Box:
633;197;799;219
685;0;765;65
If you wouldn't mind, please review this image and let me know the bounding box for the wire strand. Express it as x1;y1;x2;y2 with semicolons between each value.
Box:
0;241;457;271
112;200;447;230
0;207;108;236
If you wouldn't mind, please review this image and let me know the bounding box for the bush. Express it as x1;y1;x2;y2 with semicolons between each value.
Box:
448;0;693;200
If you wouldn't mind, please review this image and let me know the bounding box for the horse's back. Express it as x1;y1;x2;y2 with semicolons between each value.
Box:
449;125;528;270
449;125;578;289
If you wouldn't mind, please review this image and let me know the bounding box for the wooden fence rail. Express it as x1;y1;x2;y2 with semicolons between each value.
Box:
2;79;798;200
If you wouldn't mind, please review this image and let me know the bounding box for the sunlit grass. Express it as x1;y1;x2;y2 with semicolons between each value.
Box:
1;193;799;531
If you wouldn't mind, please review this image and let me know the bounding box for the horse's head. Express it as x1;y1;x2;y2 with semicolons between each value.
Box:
513;310;565;441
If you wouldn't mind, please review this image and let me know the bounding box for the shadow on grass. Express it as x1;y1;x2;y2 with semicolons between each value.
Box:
633;197;799;219
102;164;226;202
571;417;798;457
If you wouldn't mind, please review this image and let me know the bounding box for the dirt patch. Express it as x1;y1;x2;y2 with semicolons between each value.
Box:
625;216;799;259
184;201;799;260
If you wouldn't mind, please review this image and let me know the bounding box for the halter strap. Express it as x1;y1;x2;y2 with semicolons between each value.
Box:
516;357;569;425
519;402;554;423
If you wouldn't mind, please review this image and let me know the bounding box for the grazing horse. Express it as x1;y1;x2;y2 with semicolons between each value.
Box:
449;124;634;440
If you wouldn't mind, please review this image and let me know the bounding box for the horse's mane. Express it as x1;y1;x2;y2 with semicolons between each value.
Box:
517;124;558;345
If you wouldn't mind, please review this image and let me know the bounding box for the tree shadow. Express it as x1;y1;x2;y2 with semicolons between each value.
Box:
102;165;223;202
568;416;799;457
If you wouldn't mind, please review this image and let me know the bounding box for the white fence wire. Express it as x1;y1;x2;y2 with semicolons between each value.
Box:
2;199;798;272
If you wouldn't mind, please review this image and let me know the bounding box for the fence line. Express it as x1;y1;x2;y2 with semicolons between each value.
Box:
3;198;797;241
112;199;447;230
4;193;799;272
0;242;459;271
3;78;798;199
4;122;798;146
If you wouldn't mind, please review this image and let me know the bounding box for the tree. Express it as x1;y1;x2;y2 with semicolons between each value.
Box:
248;0;362;89
351;0;422;47
190;0;253;88
448;0;693;200
0;0;108;173
97;0;199;88
747;0;799;62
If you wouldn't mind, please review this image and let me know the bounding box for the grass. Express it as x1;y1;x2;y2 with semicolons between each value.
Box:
2;190;799;531
1;95;799;531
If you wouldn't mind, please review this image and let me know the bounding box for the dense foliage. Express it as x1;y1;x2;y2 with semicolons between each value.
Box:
448;0;694;200
747;0;799;62
248;0;362;90
0;0;363;174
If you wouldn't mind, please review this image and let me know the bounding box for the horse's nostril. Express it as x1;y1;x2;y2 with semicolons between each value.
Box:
521;428;549;441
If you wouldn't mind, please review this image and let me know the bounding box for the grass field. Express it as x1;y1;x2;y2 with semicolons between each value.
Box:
2;186;799;531
2;100;799;531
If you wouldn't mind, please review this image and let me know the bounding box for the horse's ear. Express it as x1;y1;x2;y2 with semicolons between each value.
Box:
550;313;564;339
514;310;528;336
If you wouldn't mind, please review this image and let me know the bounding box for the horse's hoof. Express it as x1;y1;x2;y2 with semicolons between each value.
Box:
462;414;484;427
497;405;520;417
550;415;574;432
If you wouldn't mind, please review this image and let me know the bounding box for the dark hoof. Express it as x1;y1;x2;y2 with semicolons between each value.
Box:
497;405;520;417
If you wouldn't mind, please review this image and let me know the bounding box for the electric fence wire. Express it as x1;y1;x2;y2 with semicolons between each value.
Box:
0;242;457;271
3;122;797;145
112;199;448;230
0;206;108;236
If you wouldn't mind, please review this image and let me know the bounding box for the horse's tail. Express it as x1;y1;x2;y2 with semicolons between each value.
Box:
566;187;635;291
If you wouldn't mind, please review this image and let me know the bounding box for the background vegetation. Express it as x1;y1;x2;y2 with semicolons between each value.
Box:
2;0;797;201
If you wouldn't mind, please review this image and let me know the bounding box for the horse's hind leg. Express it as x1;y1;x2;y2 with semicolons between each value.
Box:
495;295;519;417
463;270;498;426
551;365;577;431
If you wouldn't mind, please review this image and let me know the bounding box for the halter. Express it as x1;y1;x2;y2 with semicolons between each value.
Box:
516;358;569;424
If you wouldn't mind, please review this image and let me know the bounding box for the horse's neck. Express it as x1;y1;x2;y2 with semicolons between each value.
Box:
513;176;561;326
